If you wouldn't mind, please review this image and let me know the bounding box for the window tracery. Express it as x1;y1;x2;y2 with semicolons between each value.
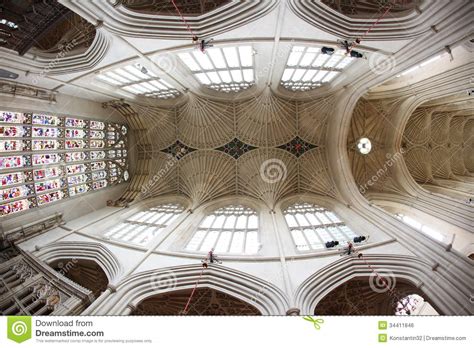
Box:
186;205;260;254
0;111;130;216
284;202;357;251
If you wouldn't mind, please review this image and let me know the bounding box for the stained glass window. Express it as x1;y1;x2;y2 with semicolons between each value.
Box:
92;171;107;180
65;117;86;128
65;129;86;138
90;121;105;129
103;203;185;246
0;140;25;152
32;140;60;151
65;140;87;149
90;151;105;160
1;199;30;215
1;171;26;186
32;153;62;166
32;114;61;126
67;174;88;186
0;111;129;216
90;130;104;139
32;127;61;137
69;184;89;196
186;205;260;254
1;185;31;201
37;191;63;205
34;167;61;180
92;180;107;190
35;179;62;193
90;162;105;171
66;164;86;175
90;140;105;148
0;111;29;124
0;126;28;137
284;203;358;251
0;156;26;169
65;152;86;162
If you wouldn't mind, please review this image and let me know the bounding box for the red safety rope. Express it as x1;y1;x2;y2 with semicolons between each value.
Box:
357;252;396;296
354;249;416;313
348;3;393;53
182;268;205;314
170;0;198;40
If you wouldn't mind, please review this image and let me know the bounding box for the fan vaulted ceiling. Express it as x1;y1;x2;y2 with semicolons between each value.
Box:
107;90;337;209
403;97;473;188
0;0;471;210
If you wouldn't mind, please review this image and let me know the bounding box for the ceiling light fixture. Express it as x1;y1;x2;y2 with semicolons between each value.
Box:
356;137;372;155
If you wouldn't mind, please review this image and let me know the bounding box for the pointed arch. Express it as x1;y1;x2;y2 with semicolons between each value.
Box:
35;241;123;284
93;264;290;315
294;254;470;315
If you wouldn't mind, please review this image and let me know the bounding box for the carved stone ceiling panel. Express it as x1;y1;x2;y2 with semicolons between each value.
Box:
403;101;473;185
0;0;94;56
122;0;231;16
236;90;297;148
348;95;473;195
106;92;338;208
314;278;428;315
348;97;405;194
50;259;108;299
31;13;96;55
321;0;422;18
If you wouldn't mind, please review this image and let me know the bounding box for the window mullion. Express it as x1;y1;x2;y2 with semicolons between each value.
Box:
294;211;310;250
309;51;319;66
227;212;238;253
242;213;249;253
213;214;228;251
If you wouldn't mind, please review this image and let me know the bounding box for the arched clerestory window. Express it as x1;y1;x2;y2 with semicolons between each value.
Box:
103;203;184;245
283;202;357;251
185;204;259;254
395;213;445;242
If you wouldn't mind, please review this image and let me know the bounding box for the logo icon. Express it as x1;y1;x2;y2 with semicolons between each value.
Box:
260;158;287;184
369;269;396;293
378;321;388;330
378;333;388;343
7;316;32;343
303;316;324;330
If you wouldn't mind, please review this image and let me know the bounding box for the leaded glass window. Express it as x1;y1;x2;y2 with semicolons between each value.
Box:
185;205;260;254
96;63;180;99
103;203;185;246
0;111;130;216
284;202;357;251
280;46;355;91
179;46;255;93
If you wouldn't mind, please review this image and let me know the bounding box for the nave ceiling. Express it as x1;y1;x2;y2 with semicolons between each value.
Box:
0;0;471;210
107;90;338;209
